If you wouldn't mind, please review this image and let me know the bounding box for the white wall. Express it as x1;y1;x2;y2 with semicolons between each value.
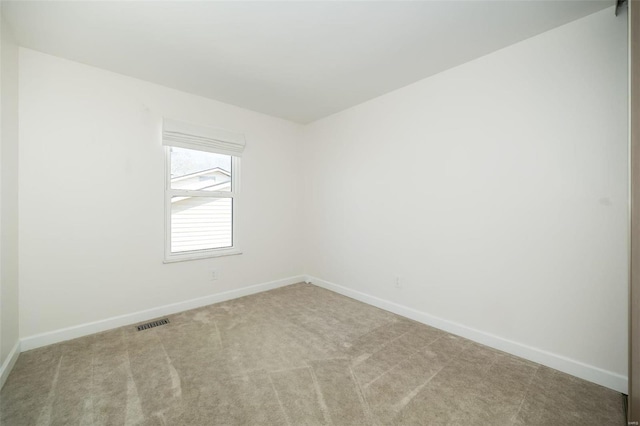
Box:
303;8;628;391
0;13;20;377
18;49;304;338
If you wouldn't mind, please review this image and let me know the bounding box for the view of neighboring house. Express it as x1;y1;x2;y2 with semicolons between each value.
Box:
171;167;232;253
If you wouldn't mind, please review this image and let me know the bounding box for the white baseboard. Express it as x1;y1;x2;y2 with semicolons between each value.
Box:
0;340;21;390
305;275;628;394
16;273;628;394
21;275;305;352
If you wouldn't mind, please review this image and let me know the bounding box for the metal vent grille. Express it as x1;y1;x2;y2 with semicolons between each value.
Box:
137;318;170;331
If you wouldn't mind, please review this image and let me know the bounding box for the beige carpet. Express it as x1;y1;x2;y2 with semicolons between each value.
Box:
0;283;626;425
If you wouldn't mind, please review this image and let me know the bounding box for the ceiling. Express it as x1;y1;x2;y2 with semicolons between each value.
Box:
2;1;613;123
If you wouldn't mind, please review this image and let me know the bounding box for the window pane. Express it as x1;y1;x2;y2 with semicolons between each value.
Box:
171;196;232;252
170;147;231;192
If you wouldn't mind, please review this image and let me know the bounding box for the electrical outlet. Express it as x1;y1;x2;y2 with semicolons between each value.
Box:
210;270;218;281
394;276;402;289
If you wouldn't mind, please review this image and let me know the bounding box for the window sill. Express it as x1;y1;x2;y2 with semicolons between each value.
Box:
163;248;243;263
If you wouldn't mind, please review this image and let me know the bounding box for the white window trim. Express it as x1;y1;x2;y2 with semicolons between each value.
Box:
163;149;242;263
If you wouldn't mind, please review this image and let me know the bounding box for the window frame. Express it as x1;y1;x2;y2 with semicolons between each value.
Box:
163;146;242;263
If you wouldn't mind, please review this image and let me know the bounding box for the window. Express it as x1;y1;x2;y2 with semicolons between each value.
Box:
163;119;245;262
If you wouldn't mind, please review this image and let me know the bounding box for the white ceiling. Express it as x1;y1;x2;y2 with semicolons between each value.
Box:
2;1;613;123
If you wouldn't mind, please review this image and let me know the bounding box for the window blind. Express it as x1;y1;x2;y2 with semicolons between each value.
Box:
163;118;246;157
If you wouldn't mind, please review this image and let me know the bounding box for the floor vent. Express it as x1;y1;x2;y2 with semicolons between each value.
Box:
136;318;170;331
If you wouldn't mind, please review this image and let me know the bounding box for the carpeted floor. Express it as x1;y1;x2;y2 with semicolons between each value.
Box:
0;283;626;425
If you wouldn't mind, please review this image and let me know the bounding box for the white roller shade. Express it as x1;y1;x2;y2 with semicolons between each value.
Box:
163;118;246;157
